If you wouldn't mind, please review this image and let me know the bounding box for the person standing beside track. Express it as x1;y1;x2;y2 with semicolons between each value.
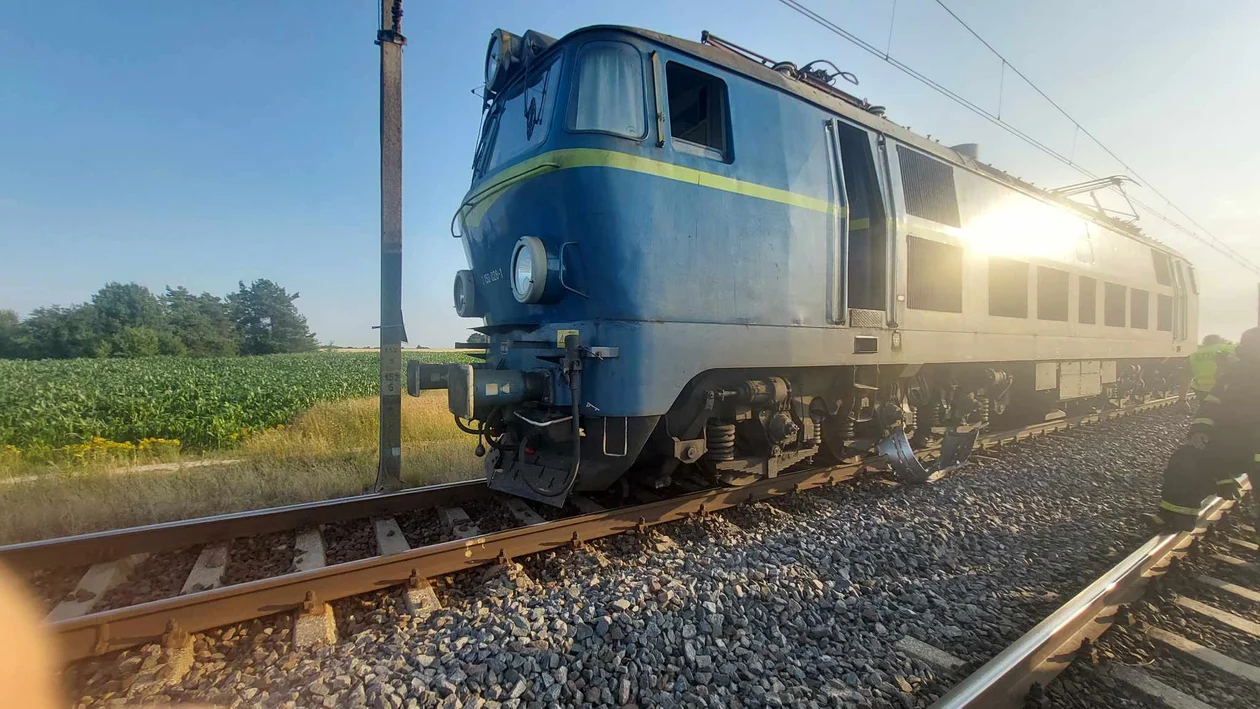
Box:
1147;328;1260;537
1177;334;1237;408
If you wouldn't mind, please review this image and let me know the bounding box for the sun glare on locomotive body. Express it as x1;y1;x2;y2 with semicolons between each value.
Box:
965;196;1084;263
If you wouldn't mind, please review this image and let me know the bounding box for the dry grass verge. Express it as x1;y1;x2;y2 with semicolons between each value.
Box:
0;393;480;544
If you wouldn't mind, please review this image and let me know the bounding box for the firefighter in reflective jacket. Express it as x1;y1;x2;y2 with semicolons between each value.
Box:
1177;334;1236;406
1149;327;1260;532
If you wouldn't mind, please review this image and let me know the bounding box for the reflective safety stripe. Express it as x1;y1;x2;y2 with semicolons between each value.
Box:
1255;453;1260;463
1191;417;1215;426
1160;500;1201;516
461;148;847;225
1204;395;1222;404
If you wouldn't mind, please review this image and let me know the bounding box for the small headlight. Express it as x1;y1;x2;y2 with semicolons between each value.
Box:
510;236;547;303
453;270;480;318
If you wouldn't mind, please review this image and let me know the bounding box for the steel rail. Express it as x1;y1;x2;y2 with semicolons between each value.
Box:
43;396;1175;662
932;481;1244;708
977;396;1174;447
0;478;490;573
53;460;868;661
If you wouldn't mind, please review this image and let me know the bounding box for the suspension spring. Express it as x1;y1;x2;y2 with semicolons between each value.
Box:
838;413;855;439
976;393;990;426
810;412;825;443
834;397;856;440
705;421;736;462
917;400;939;432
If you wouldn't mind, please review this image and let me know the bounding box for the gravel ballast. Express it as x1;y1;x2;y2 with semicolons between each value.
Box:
222;531;295;586
95;547;201;612
70;408;1199;708
323;518;379;566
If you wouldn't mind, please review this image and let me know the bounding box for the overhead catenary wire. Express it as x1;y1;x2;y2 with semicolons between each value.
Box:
928;0;1258;272
772;0;1260;275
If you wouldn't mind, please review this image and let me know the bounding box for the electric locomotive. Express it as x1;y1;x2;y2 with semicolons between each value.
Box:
410;26;1198;506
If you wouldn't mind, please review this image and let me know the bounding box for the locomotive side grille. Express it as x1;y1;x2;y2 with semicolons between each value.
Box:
1036;266;1070;322
1131;288;1150;329
906;235;963;313
848;308;886;328
988;257;1029;318
897;146;962;228
1104;282;1127;327
1079;276;1098;324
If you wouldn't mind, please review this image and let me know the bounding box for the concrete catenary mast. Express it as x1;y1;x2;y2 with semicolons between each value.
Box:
374;0;407;490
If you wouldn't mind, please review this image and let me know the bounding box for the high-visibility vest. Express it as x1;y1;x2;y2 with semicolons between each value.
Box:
1188;343;1237;392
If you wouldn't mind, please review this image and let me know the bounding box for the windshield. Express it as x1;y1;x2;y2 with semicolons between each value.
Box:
570;41;645;138
476;55;561;177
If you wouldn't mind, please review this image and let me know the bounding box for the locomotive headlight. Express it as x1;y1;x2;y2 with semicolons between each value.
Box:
485;38;501;89
512;249;532;294
484;29;520;96
510;236;547;304
453;270;482;318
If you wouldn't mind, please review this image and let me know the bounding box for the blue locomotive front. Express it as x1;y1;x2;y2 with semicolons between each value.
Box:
410;26;866;505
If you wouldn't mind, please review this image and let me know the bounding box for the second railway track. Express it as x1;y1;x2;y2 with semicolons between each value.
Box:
926;479;1257;708
7;398;1177;672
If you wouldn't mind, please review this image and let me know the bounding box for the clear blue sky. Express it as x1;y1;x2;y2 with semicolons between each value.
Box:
2;0;1257;346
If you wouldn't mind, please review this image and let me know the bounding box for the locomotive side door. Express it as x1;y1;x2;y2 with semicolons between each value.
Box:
823;119;849;325
824;118;890;328
1171;258;1188;342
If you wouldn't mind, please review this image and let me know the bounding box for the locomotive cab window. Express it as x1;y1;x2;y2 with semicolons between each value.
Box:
569;42;646;139
1151;249;1173;286
479;55;563;176
665;62;729;159
835;122;887;311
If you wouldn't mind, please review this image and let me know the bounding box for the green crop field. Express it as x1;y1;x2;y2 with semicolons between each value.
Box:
0;351;475;454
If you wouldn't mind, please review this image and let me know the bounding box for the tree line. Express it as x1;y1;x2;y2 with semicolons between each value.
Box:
0;279;319;359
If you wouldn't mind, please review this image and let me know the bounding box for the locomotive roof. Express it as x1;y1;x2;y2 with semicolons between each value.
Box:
550;25;1178;256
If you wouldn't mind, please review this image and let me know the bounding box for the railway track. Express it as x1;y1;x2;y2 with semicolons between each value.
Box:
924;478;1257;708
6;397;1176;670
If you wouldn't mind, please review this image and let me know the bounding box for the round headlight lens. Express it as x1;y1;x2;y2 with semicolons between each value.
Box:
512;246;533;296
510;236;547;303
485;37;500;89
